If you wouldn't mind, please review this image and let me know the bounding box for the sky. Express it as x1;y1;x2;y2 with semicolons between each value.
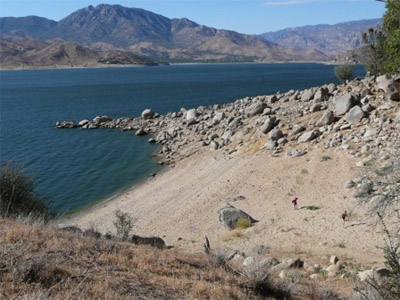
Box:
0;0;386;34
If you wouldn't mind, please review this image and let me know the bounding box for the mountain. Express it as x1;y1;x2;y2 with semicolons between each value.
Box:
0;16;57;38
0;4;329;63
0;32;158;69
259;19;382;57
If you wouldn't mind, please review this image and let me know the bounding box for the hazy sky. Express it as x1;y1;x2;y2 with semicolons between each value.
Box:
0;0;386;34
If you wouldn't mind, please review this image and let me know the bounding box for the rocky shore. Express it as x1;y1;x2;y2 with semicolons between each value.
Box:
57;73;400;175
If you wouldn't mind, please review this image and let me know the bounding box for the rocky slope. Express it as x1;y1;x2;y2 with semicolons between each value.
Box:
0;4;328;63
259;19;382;57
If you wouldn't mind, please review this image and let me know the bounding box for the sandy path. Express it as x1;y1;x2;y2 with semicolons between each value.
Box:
65;146;386;266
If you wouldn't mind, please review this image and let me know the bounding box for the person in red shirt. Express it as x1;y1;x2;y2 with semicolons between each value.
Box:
292;197;298;210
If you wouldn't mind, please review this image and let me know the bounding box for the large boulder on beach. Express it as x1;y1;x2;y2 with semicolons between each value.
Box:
141;109;155;119
218;203;258;230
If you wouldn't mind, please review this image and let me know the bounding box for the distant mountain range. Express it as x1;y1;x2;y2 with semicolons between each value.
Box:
259;19;382;57
0;4;382;68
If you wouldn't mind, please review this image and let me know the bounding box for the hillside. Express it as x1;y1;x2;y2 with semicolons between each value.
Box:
259;19;382;57
0;4;329;63
0;32;158;69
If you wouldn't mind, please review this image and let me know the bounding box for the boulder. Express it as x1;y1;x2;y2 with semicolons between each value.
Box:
298;129;320;143
185;109;197;121
376;75;400;100
268;128;283;141
345;106;364;125
212;112;225;125
130;234;166;249
260;117;277;134
301;87;317;101
245;102;268;117
141;108;155;119
292;124;306;135
135;128;147;136
334;94;354;115
314;87;329;101
93;116;111;124
330;255;339;264
77;120;89;127
358;269;374;282
316;110;335;127
218;203;258;230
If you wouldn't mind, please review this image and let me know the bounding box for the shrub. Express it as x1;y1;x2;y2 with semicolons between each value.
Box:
0;162;50;218
235;217;252;229
113;209;136;240
334;64;355;83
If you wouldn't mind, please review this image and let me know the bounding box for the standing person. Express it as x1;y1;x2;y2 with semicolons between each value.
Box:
342;210;348;226
292;197;298;210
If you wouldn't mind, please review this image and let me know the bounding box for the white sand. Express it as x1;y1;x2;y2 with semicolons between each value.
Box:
65;146;386;266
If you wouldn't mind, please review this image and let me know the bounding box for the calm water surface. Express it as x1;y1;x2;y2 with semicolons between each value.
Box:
0;63;364;213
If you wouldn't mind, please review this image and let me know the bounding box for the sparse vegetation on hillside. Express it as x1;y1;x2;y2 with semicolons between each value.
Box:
0;162;50;219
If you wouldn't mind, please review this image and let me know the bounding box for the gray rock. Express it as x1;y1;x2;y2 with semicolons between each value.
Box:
376;75;400;100
264;140;277;150
298;129;320;143
260;117;277;134
316;110;335;127
310;103;322;112
185;109;197;121
130;234;166;249
77;120;89;127
93;116;111;124
334;94;354;115
135;128;147;136
314;87;329;101
218;203;258;230
245;102;268;117
358;269;374;282
268;128;283;141
292;124;306;135
301;87;317;101
210;140;219;150
286;149;307;157
330;255;339;264
141;108;155;119
212;112;225;125
345;106;364;125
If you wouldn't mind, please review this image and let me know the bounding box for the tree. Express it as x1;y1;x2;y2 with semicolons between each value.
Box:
361;28;385;76
0;162;50;218
362;0;400;75
334;64;355;82
382;0;400;74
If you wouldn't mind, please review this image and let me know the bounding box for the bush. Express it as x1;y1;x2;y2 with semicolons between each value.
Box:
235;217;252;229
334;64;355;83
113;209;136;240
0;162;50;218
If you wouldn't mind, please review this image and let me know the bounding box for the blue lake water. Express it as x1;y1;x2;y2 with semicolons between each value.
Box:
0;63;364;213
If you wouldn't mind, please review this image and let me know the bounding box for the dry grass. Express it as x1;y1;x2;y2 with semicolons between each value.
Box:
0;217;264;300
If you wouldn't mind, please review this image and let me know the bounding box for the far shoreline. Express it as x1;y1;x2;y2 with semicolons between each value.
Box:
0;60;339;72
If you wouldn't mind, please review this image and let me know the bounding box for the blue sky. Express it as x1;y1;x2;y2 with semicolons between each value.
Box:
0;0;386;34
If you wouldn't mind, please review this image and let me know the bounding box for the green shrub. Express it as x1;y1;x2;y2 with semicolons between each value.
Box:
0;162;50;218
235;217;252;229
113;209;136;240
334;64;355;83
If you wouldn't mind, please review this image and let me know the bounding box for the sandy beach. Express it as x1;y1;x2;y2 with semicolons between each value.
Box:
64;144;386;267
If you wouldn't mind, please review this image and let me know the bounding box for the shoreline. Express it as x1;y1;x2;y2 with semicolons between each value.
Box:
0;60;337;71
